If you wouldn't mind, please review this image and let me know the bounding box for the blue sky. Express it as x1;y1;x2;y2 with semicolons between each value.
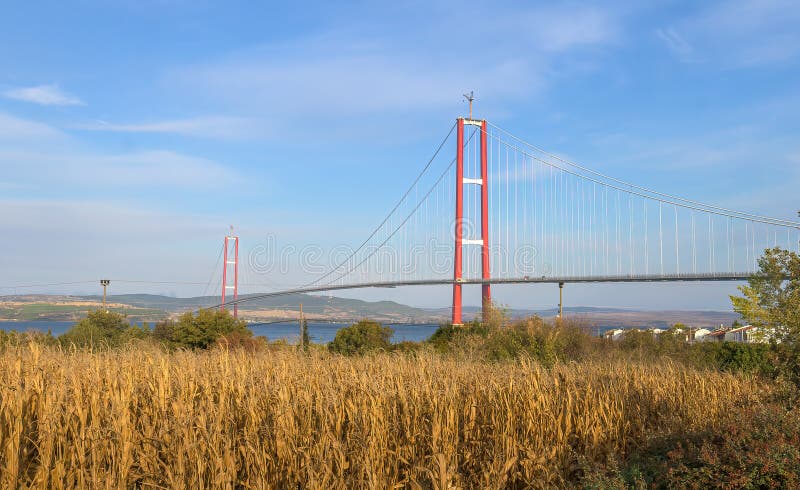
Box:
1;0;799;311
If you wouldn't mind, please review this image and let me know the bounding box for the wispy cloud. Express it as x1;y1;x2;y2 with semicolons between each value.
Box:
0;149;239;189
0;111;66;141
73;115;266;140
656;28;696;62
3;84;84;106
658;0;800;67
0;112;239;190
497;4;619;53
166;3;619;129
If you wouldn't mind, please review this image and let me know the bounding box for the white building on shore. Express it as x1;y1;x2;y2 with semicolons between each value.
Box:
724;325;773;343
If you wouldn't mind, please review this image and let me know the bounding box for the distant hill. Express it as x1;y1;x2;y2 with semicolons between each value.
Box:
0;293;739;328
77;293;441;323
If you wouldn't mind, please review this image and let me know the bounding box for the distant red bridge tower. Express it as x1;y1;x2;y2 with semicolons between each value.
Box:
221;227;239;318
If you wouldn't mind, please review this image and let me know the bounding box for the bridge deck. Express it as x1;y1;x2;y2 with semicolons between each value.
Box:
222;273;752;308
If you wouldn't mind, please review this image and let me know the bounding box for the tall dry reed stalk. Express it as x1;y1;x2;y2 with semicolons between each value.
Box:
0;344;764;488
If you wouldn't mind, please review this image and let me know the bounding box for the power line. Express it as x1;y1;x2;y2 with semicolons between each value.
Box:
0;280;98;290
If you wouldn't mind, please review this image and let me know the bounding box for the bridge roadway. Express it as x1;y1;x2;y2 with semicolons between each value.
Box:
221;272;752;308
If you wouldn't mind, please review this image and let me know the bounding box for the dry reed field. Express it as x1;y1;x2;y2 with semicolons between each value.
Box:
0;345;765;489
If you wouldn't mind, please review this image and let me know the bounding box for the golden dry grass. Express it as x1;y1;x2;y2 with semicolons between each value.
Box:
0;344;765;489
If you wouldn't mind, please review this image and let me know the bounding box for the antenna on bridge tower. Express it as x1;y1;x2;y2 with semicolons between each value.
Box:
463;91;475;119
221;226;240;318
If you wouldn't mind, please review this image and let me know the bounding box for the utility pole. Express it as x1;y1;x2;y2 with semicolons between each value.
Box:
299;303;309;351
100;279;110;312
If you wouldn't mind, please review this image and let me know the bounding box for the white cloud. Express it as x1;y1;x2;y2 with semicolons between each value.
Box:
74;115;267;140
3;84;84;106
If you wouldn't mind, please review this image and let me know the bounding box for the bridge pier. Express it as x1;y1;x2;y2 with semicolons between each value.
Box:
558;282;564;320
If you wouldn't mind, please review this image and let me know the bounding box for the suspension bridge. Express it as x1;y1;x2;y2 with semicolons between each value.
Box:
213;116;800;325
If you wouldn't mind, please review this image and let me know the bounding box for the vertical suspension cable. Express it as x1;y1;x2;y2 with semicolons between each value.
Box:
752;223;756;270
674;205;679;275
644;200;649;275
590;182;594;275
496;134;501;275
745;222;750;272
659;202;664;276
514;149;519;274
604;186;609;275
691;211;696;274
481;128;494;277
552;164;556;276
570;175;575;275
522;155;527;256
560;169;564;275
629;192;634;276
582;179;587;276
506;146;510;275
615;190;621;275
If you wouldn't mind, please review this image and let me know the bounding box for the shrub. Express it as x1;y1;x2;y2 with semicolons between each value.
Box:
59;309;135;348
426;317;594;363
392;340;425;355
0;329;58;348
482;317;594;364
215;331;266;352
155;309;251;350
618;328;659;353
687;341;774;375
582;403;800;488
328;320;393;355
427;322;489;352
482;321;554;363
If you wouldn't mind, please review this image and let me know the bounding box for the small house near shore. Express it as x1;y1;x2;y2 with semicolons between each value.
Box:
724;325;772;343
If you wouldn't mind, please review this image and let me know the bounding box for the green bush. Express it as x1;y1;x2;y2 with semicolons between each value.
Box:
328;320;393;355
481;317;593;364
687;341;774;375
59;309;141;348
427;322;490;352
0;329;58;348
426;317;594;363
154;309;251;350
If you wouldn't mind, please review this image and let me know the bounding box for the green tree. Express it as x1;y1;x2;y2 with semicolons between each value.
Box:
60;309;131;347
328;320;393;355
731;247;800;334
731;247;800;389
156;309;251;349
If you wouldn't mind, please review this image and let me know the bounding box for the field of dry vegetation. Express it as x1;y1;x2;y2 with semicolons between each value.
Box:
0;344;770;489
